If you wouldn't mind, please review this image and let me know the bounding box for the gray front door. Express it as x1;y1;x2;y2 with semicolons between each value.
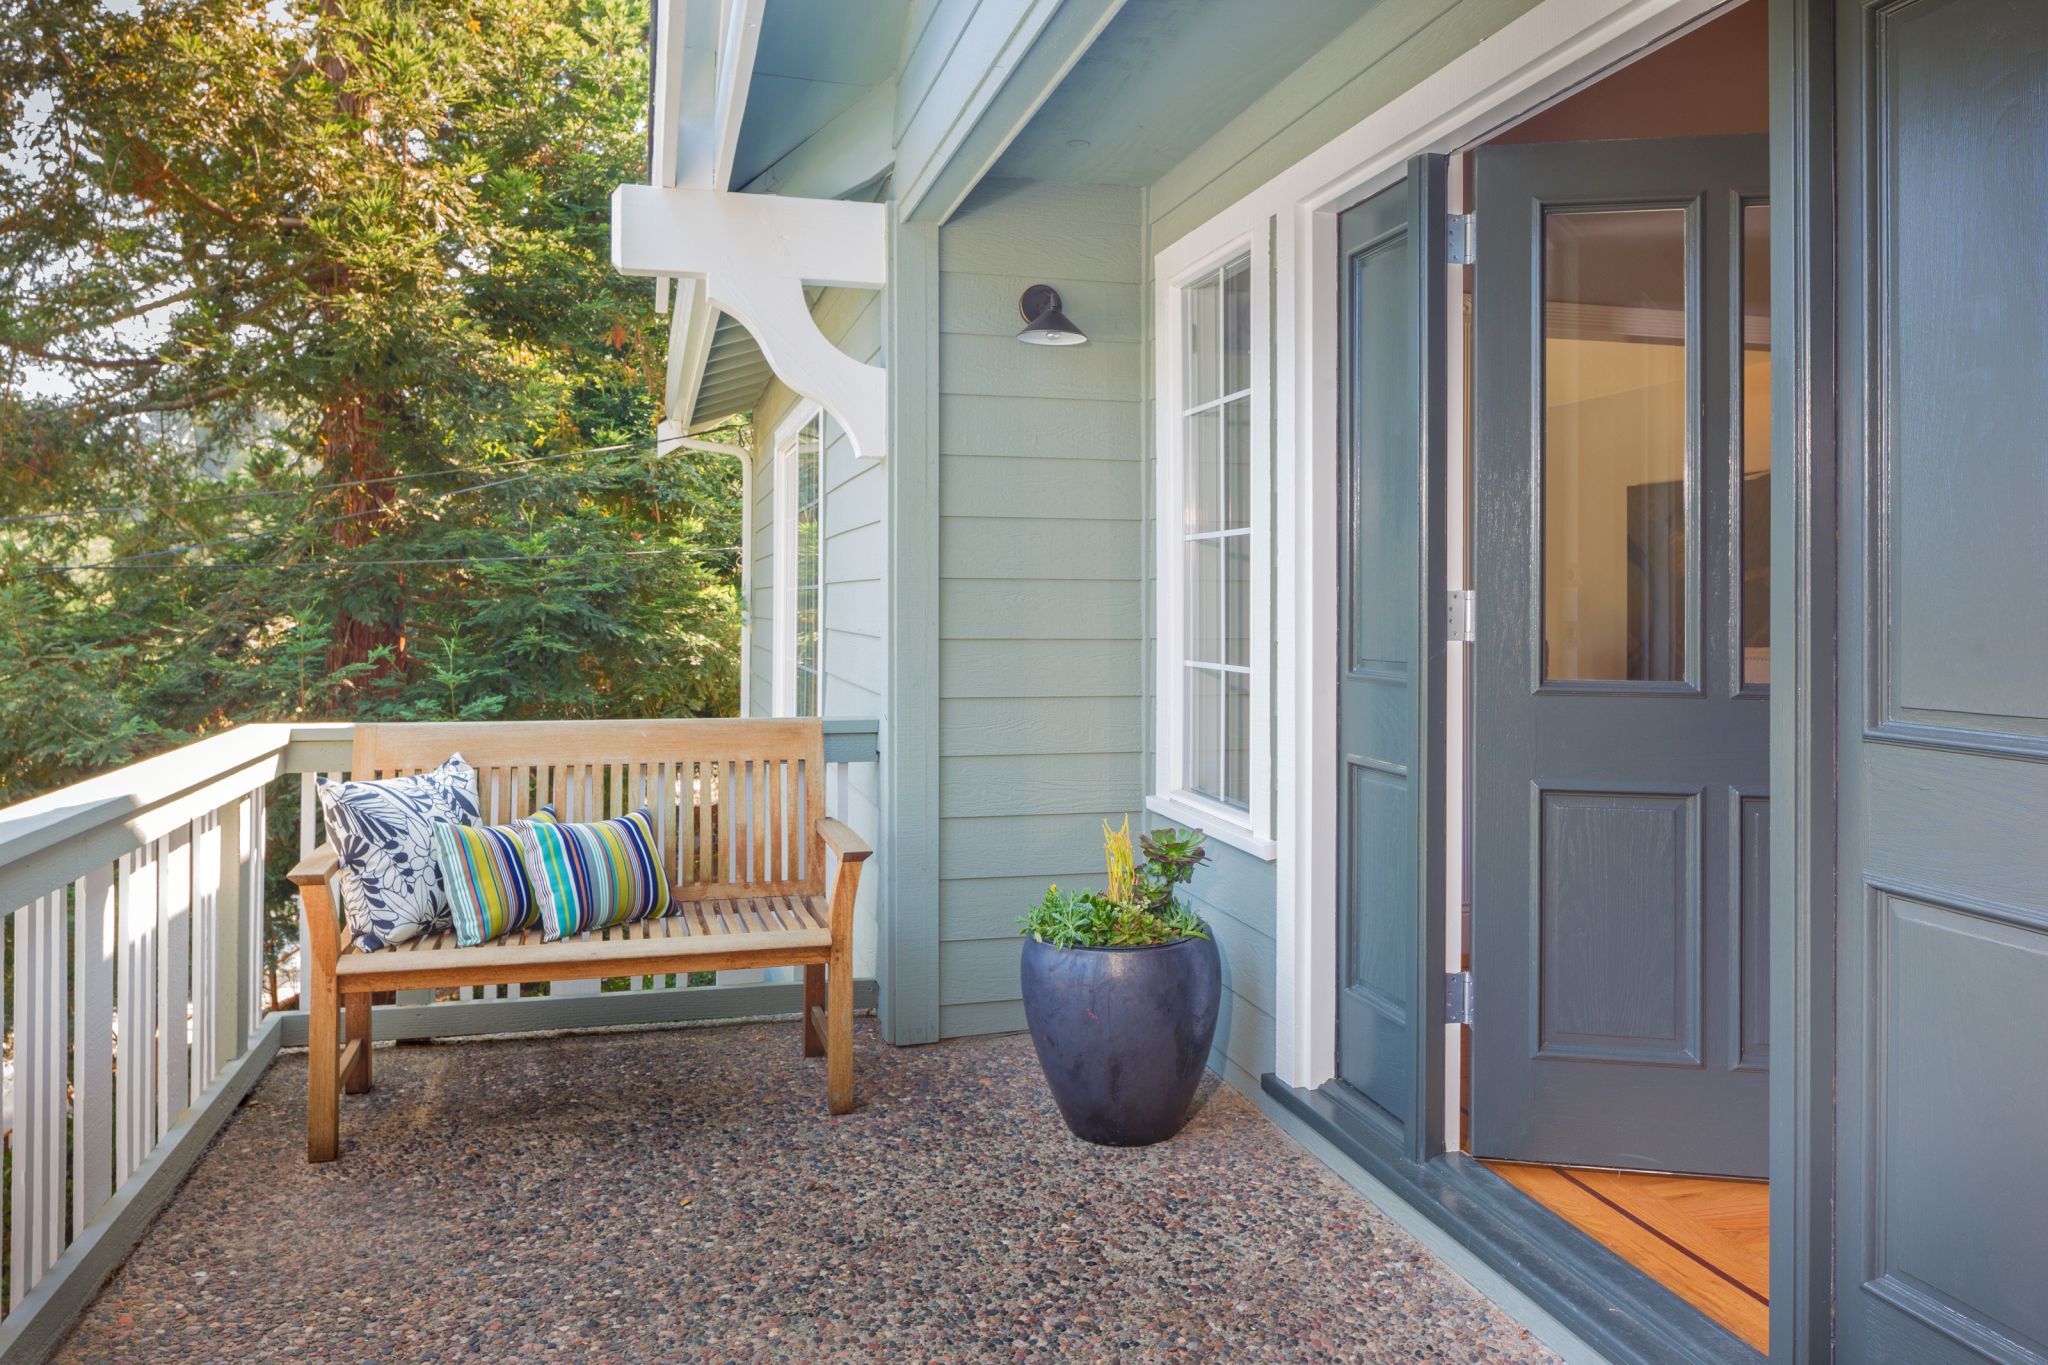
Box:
1471;135;1770;1176
1333;156;1448;1153
1834;2;2048;1358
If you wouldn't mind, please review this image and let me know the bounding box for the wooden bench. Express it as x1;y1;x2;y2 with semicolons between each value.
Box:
288;718;871;1162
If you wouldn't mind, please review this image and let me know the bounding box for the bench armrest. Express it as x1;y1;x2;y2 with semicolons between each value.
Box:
289;843;348;977
289;844;341;888
816;816;872;862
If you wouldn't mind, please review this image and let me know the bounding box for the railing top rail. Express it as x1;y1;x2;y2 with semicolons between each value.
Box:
1;726;286;869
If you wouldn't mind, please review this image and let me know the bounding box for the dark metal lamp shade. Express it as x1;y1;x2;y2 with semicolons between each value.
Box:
1016;284;1087;346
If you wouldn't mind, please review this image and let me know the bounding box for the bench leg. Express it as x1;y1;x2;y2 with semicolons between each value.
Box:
802;964;826;1058
344;991;373;1093
307;967;340;1163
826;947;854;1115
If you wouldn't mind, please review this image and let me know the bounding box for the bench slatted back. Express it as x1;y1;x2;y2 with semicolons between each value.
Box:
350;720;827;900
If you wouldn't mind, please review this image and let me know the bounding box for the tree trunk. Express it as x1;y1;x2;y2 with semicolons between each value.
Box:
322;381;406;677
314;15;405;681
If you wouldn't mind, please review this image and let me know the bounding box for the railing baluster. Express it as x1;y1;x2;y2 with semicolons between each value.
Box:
193;811;219;1091
117;842;159;1185
74;862;118;1231
12;890;68;1305
249;791;267;1028
157;824;193;1138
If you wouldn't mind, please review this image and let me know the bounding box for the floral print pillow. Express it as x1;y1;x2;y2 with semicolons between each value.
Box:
316;755;480;951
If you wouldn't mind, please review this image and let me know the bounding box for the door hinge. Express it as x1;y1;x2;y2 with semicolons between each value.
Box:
1447;212;1476;266
1445;970;1474;1026
1446;589;1475;644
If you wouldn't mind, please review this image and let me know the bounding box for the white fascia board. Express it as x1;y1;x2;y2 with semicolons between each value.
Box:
613;185;887;463
710;0;768;192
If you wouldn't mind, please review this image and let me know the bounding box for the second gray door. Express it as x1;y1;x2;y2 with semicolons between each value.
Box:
1471;135;1770;1177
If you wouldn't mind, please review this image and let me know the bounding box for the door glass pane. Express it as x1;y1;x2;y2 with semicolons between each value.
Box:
1188;537;1222;665
1187;667;1222;797
1223;257;1252;395
1187;274;1222;407
1225;533;1249;667
1223;670;1249;808
1186;407;1221;534
1543;207;1690;683
1224;395;1250;529
1740;201;1771;688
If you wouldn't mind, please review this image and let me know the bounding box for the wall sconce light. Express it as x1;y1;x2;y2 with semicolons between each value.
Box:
1015;284;1088;346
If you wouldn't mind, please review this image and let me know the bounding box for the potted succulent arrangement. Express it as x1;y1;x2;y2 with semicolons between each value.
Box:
1018;818;1221;1146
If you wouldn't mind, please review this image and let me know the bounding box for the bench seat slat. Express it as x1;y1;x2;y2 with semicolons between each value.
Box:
336;895;831;984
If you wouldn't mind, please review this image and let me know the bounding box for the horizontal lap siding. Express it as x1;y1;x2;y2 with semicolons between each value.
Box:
1179;844;1277;1081
753;287;886;977
936;179;1147;1037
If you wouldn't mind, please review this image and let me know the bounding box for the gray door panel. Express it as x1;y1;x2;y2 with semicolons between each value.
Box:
1333;156;1448;1153
1835;1;2048;1359
1472;135;1770;1176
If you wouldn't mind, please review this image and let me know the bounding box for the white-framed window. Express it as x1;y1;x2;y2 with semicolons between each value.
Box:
1151;241;1274;858
773;402;824;718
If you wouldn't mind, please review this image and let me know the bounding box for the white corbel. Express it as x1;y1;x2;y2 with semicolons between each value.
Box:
612;185;887;462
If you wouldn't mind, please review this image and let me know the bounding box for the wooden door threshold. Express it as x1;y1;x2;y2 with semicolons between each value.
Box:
1482;1160;1769;1353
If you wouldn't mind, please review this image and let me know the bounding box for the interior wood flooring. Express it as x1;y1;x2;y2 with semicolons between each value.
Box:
1481;1160;1769;1353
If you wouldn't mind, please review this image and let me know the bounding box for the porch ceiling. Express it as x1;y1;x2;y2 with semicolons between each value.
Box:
730;0;911;190
55;1021;1556;1362
689;311;772;428
991;0;1371;186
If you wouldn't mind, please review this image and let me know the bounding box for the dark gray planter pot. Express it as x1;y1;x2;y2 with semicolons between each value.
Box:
1019;929;1222;1146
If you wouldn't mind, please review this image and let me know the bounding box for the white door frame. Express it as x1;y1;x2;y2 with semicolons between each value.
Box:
1153;0;1736;1127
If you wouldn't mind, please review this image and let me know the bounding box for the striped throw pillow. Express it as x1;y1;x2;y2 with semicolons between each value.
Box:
517;806;672;942
432;807;558;947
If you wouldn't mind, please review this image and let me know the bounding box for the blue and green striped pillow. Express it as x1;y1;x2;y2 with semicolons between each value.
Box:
432;806;557;947
516;806;672;942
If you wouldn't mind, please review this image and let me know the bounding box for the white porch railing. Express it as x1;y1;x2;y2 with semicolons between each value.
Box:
0;718;879;1362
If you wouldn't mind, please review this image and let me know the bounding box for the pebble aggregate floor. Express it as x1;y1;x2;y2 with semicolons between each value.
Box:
54;1018;1558;1363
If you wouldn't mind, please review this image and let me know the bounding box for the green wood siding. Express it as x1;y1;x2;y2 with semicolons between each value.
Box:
1181;844;1277;1082
934;178;1147;1037
1147;0;1540;251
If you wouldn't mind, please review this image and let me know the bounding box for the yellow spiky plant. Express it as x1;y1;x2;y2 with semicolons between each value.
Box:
1103;816;1138;906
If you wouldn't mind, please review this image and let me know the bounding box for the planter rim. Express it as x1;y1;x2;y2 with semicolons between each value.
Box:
1022;923;1212;954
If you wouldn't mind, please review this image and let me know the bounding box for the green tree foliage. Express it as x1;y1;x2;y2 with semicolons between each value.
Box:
0;0;745;990
0;0;743;801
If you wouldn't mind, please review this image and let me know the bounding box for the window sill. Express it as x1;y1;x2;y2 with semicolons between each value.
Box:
1144;793;1278;861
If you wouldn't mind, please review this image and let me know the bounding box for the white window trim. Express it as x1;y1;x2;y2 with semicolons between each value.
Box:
1149;0;1730;1093
1152;236;1276;861
771;400;823;718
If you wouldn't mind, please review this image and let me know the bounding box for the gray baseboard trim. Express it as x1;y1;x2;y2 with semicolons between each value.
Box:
0;1015;285;1365
1262;1075;1763;1365
276;978;879;1047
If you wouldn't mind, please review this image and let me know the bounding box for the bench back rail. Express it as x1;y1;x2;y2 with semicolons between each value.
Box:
350;718;829;901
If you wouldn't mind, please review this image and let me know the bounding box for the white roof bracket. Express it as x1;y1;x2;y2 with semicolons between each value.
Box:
612;185;888;462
